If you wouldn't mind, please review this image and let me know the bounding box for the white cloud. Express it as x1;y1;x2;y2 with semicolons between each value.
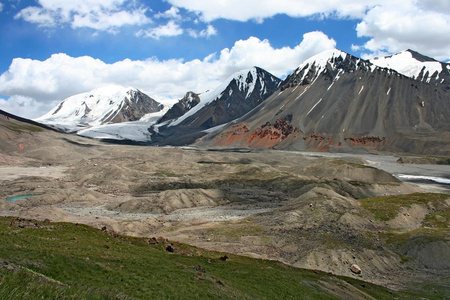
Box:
213;31;336;77
355;0;450;61
136;20;183;39
0;32;336;118
419;0;450;14
15;0;151;32
166;0;375;22
71;7;149;31
154;6;181;20
0;95;58;119
188;25;217;38
0;2;4;12
15;6;58;27
168;0;450;61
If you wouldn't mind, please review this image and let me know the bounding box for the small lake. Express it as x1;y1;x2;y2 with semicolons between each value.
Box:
6;194;39;202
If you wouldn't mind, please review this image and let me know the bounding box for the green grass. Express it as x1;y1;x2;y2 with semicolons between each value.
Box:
359;193;449;221
330;159;373;169
0;268;124;299
0;123;44;134
204;222;265;242
0;216;412;299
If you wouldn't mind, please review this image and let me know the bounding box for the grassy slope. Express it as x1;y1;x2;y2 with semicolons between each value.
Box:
0;216;414;300
359;193;449;222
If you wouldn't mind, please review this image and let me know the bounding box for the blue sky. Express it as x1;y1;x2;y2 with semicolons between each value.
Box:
0;0;449;118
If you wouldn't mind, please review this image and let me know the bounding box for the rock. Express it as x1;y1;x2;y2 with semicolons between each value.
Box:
219;255;229;261
166;245;174;253
350;264;362;274
5;264;15;271
194;265;206;273
148;237;159;244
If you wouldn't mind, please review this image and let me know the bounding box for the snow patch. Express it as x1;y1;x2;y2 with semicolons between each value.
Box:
358;86;364;95
370;50;443;81
77;105;169;142
307;98;322;115
202;122;230;134
397;174;450;185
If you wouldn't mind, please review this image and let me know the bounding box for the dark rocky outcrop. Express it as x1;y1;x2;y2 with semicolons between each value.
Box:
158;91;200;123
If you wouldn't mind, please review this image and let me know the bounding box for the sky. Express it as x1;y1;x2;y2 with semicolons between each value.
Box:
0;0;449;119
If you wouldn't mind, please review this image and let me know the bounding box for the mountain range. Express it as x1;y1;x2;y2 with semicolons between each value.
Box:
34;49;450;154
199;49;450;154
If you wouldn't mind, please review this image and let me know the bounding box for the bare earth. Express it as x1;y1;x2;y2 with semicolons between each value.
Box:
0;118;449;292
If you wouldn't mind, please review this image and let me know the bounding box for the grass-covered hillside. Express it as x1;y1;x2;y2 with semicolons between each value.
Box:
0;216;426;300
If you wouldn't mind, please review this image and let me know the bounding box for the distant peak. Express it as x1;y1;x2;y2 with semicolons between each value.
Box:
370;49;444;80
299;49;348;68
376;50;438;64
404;49;437;63
228;67;270;84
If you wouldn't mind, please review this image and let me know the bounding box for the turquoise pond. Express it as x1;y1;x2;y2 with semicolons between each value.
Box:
6;194;39;202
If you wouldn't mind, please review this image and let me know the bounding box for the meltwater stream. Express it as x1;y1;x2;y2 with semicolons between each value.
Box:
6;194;39;202
298;151;450;194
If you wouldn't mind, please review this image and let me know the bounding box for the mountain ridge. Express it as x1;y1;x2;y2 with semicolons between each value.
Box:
30;49;449;154
198;48;450;155
149;66;281;145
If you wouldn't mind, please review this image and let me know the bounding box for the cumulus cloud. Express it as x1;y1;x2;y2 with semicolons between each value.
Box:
188;25;217;38
14;0;151;32
136;20;183;39
213;31;336;77
0;31;335;118
355;0;450;61
166;0;374;22
419;0;450;14
0;95;57;119
154;6;181;20
167;0;450;61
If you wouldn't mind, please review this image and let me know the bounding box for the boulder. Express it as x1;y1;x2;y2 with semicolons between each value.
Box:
350;264;362;274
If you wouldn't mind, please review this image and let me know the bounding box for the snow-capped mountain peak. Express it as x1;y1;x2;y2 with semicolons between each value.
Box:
168;67;280;127
35;84;162;132
296;49;348;72
282;49;357;88
370;50;444;82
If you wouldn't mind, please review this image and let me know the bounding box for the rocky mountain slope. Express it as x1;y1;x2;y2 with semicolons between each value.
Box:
35;85;163;132
150;67;281;145
199;49;450;155
158;91;200;123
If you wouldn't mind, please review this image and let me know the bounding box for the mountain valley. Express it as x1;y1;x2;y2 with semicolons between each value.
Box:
1;48;449;298
1;109;449;297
